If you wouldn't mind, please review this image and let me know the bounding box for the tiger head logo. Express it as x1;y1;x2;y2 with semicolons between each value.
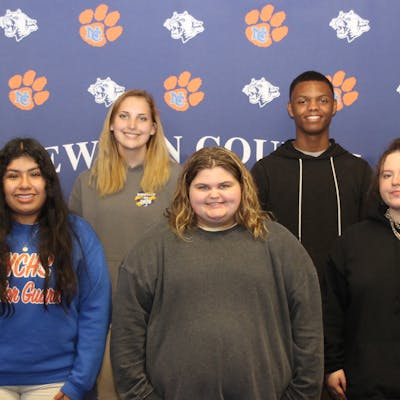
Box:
164;11;204;44
242;78;280;108
329;10;370;43
88;77;125;107
0;9;38;42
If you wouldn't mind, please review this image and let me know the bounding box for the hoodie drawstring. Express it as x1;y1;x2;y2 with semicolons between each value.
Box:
297;157;342;242
330;156;342;237
298;159;303;242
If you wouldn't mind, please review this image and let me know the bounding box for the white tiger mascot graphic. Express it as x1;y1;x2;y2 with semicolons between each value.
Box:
329;10;370;43
88;78;125;108
0;9;38;42
164;11;204;44
242;78;280;108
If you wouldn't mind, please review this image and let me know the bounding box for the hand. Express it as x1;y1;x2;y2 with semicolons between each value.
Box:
326;369;347;400
53;391;71;400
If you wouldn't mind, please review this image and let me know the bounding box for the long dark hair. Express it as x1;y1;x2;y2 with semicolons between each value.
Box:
0;138;77;315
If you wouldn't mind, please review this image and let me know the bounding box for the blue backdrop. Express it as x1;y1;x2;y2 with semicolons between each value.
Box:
1;1;399;196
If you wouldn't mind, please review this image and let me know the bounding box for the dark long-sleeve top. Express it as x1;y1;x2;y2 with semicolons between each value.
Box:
324;205;400;399
251;139;372;293
111;221;323;400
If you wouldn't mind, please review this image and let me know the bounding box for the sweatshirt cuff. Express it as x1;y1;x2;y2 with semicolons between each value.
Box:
61;381;86;400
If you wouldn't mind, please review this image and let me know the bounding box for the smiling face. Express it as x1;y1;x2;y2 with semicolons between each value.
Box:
380;151;400;221
288;80;337;140
189;166;241;230
3;155;47;224
110;96;156;165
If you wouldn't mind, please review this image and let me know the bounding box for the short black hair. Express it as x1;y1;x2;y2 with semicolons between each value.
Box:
289;70;334;98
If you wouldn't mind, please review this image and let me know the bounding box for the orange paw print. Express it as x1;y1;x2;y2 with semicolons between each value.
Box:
8;70;50;110
327;71;359;111
164;71;204;112
79;4;122;47
245;4;288;47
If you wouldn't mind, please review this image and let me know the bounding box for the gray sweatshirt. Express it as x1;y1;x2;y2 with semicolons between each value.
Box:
69;162;181;291
111;221;323;400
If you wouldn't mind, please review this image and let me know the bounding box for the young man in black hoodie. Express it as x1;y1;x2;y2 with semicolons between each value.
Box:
251;70;372;400
251;70;372;294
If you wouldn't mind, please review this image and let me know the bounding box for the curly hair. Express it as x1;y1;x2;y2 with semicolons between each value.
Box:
0;138;77;315
167;146;270;240
90;89;172;195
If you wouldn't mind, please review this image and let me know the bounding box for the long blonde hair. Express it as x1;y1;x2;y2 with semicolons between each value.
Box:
167;147;270;240
90;89;171;195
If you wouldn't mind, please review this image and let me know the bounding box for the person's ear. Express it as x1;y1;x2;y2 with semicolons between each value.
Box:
332;99;337;116
287;101;294;118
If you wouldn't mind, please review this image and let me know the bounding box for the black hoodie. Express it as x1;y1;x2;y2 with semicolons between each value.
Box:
251;139;372;292
324;202;400;399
